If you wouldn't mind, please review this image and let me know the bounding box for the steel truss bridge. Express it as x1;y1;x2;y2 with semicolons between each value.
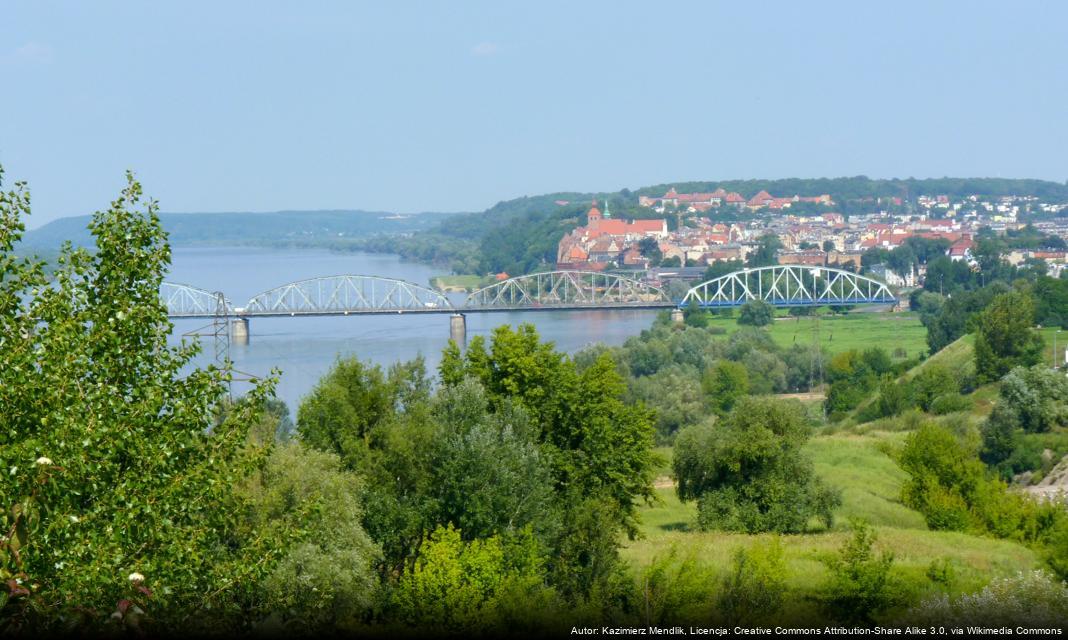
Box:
161;271;675;319
681;265;897;308
162;265;898;320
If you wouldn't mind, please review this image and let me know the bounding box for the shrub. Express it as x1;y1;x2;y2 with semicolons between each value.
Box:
636;547;718;626
675;398;841;533
904;571;1068;627
929;393;972;415
821;521;900;623
717;539;787;625
737;299;774;326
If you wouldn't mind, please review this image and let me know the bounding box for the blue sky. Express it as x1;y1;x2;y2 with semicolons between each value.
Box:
2;1;1066;226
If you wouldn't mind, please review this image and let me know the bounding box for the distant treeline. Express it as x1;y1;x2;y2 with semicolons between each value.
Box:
22;210;462;249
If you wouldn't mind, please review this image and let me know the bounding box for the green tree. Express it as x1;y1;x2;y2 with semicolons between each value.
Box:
737;299;774;326
997;365;1068;433
973;291;1044;383
747;235;782;268
0;169;287;631
673;398;841;533
702;360;749;415
390;524;553;631
246;443;380;629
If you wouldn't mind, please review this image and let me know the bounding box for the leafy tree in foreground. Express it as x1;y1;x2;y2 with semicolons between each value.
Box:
673;397;840;533
0;169;286;632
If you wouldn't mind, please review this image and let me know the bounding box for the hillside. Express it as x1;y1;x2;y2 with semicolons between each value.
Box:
22;209;462;250
376;176;1068;275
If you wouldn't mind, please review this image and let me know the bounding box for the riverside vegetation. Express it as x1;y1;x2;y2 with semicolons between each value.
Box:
2;169;1067;635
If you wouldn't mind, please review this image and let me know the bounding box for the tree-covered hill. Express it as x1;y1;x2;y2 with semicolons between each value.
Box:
379;176;1068;276
22;209;462;249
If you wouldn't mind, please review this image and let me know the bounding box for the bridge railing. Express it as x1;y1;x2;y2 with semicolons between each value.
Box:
161;282;232;317
242;275;454;316
682;265;897;308
463;270;672;309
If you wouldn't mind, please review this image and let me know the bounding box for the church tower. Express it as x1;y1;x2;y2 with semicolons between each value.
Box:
586;199;603;226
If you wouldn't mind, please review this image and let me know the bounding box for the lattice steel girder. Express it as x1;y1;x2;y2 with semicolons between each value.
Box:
243;275;453;315
161;282;233;317
681;265;897;308
463;270;671;309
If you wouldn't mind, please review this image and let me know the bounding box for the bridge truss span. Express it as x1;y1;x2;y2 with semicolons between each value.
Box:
463;270;672;310
242;275;454;316
161;282;232;317
682;265;897;308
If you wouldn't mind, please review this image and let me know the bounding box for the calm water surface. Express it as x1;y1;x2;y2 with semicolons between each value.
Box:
167;246;659;414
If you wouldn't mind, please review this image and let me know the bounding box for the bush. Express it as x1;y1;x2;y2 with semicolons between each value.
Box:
738;299;774;326
909;364;959;411
717;539;787;625
998;365;1068;433
636;547;718;626
675;398;841;533
904;571;1068;627
929;393;972;415
821;521;900;623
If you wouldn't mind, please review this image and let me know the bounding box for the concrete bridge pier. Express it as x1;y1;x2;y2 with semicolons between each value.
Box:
450;313;466;347
671;308;685;325
231;317;250;345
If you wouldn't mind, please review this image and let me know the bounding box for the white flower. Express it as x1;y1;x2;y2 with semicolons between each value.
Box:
128;572;145;583
69;515;79;523
35;456;53;466
8;466;16;476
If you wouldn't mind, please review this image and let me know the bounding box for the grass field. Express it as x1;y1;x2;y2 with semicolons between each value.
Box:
704;312;929;359
625;426;1042;619
430;274;484;292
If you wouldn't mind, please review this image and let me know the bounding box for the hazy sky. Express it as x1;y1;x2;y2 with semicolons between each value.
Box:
2;1;1066;226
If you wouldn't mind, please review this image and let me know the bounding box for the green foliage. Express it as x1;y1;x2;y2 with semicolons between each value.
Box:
636;547;717;626
701;360;749;415
909;364;960;412
821;521;899;623
390;524;554;631
899;421;1067;553
747;235;783;268
737;299;774;326
245;443;380;629
904;570;1068;628
717;539;787;625
973;291;1044;383
0;169;287;631
928;393;972;415
673;398;841;533
998;365;1068;433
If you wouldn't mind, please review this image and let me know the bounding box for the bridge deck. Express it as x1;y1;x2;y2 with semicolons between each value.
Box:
168;301;679;319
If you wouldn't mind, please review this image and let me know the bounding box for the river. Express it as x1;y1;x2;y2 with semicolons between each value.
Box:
167;246;660;415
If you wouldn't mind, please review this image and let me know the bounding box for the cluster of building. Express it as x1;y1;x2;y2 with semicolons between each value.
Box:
638;187;833;212
556;187;1068;286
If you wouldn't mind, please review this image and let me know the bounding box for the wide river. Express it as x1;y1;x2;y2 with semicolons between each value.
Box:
167;246;660;415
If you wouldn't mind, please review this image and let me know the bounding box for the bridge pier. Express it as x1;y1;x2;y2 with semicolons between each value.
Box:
671;308;685;325
450;313;466;347
231;318;250;345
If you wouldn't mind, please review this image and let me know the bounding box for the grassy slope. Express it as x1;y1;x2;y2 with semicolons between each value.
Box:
625;415;1041;617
